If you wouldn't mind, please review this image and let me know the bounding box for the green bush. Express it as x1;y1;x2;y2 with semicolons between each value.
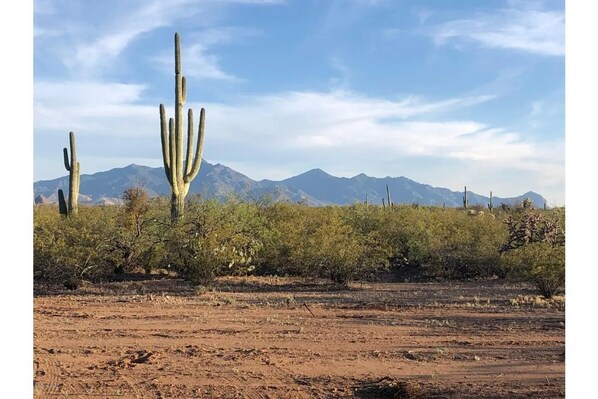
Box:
34;205;121;288
165;196;265;286
33;195;564;291
500;207;565;297
372;206;506;280
108;195;171;275
252;204;390;285
501;242;565;298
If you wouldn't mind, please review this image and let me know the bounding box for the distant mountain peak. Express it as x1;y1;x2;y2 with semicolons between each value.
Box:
34;161;548;208
305;167;328;175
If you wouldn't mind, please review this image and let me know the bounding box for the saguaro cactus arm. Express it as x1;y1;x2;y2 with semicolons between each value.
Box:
185;109;194;176
58;189;67;215
184;108;205;183
159;104;171;183
63;148;71;171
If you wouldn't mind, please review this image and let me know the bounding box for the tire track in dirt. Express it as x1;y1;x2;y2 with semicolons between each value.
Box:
106;349;162;399
35;350;91;398
120;374;154;399
34;351;61;399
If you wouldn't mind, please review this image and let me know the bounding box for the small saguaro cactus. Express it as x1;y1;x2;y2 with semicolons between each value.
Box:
463;186;468;209
488;191;494;213
58;131;80;216
159;32;206;222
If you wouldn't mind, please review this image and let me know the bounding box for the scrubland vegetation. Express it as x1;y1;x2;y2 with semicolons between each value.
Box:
34;190;565;297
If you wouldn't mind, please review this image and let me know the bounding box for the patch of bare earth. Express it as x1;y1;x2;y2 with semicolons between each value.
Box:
34;277;565;398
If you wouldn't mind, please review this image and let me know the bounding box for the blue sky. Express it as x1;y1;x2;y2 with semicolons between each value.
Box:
33;0;565;204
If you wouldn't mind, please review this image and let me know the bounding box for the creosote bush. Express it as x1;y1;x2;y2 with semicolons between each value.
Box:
34;205;120;288
163;196;265;286
357;205;507;280
34;195;565;291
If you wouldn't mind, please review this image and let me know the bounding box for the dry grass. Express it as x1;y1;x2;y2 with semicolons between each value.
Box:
509;294;565;310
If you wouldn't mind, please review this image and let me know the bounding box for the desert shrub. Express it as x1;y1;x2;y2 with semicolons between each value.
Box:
375;206;506;280
122;187;150;235
165;196;265;286
34;205;121;288
256;204;389;285
500;208;565;297
341;203;388;236
33;195;562;289
502;243;565;298
428;211;506;279
107;195;170;275
312;208;389;285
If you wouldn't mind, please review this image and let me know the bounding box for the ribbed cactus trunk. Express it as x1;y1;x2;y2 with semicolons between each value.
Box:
171;193;186;222
58;131;80;216
386;184;392;208
160;33;206;223
463;186;468;209
488;190;493;213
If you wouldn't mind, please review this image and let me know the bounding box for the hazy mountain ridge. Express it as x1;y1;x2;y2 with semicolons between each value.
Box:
33;162;547;208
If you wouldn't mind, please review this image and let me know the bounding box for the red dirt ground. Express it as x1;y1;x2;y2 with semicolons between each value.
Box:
34;277;565;398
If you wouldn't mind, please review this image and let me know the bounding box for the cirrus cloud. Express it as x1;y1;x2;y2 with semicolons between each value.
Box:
428;6;564;56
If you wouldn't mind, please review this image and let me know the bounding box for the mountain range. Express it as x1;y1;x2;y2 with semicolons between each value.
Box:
33;161;547;208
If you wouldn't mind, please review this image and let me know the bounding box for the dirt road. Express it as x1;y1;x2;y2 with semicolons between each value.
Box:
34;278;565;398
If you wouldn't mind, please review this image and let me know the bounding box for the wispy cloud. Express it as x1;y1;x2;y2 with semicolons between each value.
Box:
34;82;564;201
54;0;190;75
151;27;260;81
201;90;548;164
34;0;280;78
202;90;563;198
328;56;351;89
412;7;433;25
428;6;564;56
34;81;154;134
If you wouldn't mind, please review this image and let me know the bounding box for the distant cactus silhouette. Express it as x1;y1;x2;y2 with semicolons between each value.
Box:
58;131;80;216
487;191;493;213
463;186;468;209
159;33;206;222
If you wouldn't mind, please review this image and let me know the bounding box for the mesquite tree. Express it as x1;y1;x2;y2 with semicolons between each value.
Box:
159;32;206;222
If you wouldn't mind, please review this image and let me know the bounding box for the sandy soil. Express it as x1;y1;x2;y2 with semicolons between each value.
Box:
34;277;565;398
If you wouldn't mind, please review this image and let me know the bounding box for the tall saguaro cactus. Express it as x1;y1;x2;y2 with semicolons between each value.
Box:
463;186;468;209
386;184;393;208
58;131;80;216
160;32;206;222
488;190;494;213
